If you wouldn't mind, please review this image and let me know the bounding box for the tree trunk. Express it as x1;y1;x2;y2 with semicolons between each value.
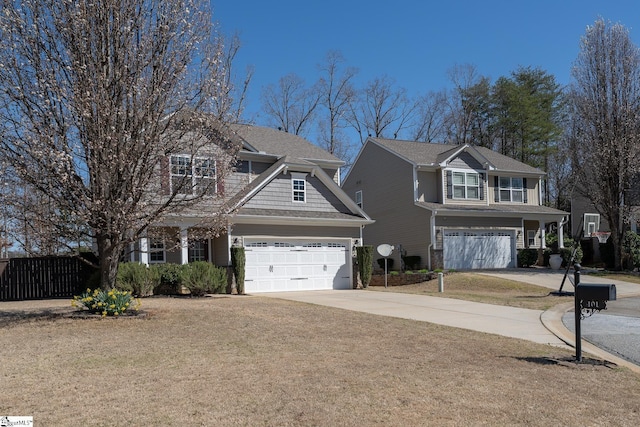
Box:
96;234;121;290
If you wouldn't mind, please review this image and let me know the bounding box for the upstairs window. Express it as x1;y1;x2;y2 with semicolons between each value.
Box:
452;171;480;200
292;173;306;202
496;177;527;203
355;190;363;208
170;155;216;195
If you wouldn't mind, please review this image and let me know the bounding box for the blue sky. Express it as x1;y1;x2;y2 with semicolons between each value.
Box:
213;0;640;124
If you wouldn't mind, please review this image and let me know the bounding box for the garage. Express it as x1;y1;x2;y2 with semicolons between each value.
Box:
243;239;352;293
443;230;515;269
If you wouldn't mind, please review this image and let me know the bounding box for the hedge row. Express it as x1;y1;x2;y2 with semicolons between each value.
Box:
115;262;227;297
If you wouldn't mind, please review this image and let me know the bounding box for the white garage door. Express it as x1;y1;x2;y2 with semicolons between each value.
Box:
243;239;351;293
443;230;515;269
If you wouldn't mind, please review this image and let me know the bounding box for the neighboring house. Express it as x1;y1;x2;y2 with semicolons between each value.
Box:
571;186;640;243
341;137;569;270
131;124;373;292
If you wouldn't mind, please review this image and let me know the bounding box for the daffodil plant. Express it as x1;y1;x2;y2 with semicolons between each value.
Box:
72;288;141;317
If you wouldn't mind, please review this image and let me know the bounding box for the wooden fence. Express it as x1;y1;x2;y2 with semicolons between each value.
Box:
0;256;97;301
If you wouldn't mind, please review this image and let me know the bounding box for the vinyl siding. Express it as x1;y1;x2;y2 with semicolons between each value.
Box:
243;173;351;213
343;142;430;269
417;171;438;202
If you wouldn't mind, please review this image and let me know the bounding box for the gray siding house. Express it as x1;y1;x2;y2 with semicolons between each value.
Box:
342;137;569;270
133;124;372;292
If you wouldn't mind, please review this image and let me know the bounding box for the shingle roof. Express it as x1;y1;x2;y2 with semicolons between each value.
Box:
371;138;544;175
230;124;343;165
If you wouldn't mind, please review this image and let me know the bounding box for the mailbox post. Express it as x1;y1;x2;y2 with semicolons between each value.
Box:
573;264;617;362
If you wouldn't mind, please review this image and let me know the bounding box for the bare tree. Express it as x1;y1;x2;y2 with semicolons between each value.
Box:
412;90;448;143
211;32;254;124
569;18;640;269
315;51;358;160
348;75;417;144
0;0;241;288
443;64;491;145
261;73;321;136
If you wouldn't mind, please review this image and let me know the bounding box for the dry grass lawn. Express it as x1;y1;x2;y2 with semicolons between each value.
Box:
1;293;640;426
370;272;565;310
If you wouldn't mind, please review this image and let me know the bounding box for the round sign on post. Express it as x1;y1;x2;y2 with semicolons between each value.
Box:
376;244;394;288
377;244;393;257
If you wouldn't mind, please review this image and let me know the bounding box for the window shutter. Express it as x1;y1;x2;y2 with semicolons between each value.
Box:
446;171;452;199
479;173;485;200
523;178;527;203
161;156;170;195
494;176;499;202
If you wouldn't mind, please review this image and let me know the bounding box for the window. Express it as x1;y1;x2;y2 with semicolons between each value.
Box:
527;230;536;247
355;190;363;208
149;238;165;263
188;240;208;262
235;159;251;173
292;174;306;202
452;171;480;200
584;213;600;236
498;177;525;202
170;155;216;195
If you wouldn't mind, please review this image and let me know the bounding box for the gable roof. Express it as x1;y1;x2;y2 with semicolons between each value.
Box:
369;137;544;175
226;155;372;224
230;124;344;166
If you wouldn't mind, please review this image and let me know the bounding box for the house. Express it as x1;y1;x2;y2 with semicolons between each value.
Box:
132;124;373;292
571;186;640;242
341;137;569;270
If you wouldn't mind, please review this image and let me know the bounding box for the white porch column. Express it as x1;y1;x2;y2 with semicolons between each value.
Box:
539;220;546;249
140;237;149;266
558;217;565;249
180;227;189;264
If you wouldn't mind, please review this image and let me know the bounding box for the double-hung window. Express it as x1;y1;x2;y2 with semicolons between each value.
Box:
355;190;363;208
170;155;216;195
499;177;524;202
292;173;306;202
149;238;165;263
452;171;480;200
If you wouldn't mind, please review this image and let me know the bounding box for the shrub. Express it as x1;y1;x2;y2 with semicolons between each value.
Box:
402;255;421;270
153;263;183;294
559;238;583;266
230;246;246;294
179;261;227;296
116;262;158;297
623;231;640;270
376;258;394;270
517;249;538;267
356;246;374;288
72;288;141;317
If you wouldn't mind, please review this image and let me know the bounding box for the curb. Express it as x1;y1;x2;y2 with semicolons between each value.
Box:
540;301;640;374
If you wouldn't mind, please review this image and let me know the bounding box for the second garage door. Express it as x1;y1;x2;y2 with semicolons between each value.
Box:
443;230;515;270
243;239;351;293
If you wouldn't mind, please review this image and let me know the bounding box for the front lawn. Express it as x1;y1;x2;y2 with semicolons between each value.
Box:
369;272;566;310
1;296;639;426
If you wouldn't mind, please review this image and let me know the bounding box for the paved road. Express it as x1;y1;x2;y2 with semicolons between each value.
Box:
481;269;640;367
562;296;640;365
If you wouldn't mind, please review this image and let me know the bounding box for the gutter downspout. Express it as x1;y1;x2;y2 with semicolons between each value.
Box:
428;210;436;270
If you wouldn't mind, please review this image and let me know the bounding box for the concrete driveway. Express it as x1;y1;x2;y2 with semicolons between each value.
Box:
264;269;640;373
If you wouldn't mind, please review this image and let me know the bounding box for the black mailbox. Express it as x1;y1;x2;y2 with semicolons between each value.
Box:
576;284;617;302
